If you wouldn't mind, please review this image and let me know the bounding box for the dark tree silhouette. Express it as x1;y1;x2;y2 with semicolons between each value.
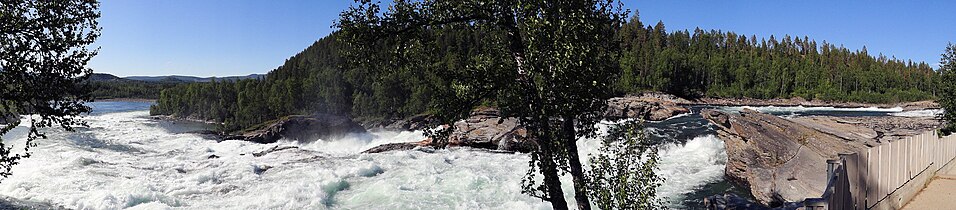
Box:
0;0;101;178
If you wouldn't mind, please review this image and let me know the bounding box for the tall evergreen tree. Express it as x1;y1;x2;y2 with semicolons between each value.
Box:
939;43;956;135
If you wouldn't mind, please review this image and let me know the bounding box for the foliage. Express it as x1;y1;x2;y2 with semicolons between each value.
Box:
587;121;665;209
939;43;956;135
0;0;101;178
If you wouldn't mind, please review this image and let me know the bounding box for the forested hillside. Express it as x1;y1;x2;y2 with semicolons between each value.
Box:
89;73;265;100
150;15;941;132
92;80;180;99
616;17;938;101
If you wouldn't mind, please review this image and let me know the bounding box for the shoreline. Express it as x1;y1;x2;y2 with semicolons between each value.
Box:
148;115;222;125
94;98;157;103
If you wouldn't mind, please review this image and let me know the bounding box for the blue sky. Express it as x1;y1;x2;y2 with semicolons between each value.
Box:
90;0;956;77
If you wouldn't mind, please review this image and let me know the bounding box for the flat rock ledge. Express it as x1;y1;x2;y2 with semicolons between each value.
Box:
701;109;868;206
790;115;940;144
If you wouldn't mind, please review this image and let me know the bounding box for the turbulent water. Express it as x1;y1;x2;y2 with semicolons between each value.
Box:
0;102;927;209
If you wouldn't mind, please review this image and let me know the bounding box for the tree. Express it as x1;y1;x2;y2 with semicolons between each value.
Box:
337;1;628;209
939;43;956;135
586;121;665;209
0;0;101;178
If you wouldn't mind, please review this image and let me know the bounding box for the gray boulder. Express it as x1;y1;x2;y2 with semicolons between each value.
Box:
447;108;536;152
364;108;535;153
605;96;690;121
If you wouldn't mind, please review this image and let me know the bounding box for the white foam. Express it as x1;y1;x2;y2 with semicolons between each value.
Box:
0;110;728;209
720;105;904;114
666;112;693;120
889;109;943;118
656;135;727;201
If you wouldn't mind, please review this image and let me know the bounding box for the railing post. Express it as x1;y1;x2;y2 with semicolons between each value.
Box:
828;158;840;183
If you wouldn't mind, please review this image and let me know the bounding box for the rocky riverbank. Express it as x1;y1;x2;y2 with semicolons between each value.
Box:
362;95;691;153
688;97;938;111
222;114;367;144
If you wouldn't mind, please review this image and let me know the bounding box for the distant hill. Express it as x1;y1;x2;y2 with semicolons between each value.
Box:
89;73;122;81
123;74;264;83
87;73;264;100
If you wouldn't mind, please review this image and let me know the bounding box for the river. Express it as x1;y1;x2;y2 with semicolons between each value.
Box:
0;102;923;209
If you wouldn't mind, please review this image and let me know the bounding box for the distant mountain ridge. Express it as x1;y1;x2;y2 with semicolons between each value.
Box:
90;73;264;83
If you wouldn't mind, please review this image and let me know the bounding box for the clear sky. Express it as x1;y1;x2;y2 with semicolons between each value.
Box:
90;0;956;77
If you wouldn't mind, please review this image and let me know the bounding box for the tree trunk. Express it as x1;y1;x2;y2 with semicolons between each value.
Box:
537;135;570;209
562;115;592;210
503;15;569;210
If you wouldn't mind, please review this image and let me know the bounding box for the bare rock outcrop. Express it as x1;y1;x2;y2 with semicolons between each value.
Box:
446;108;536;152
227;114;367;144
364;108;535;153
605;96;690;121
701;109;868;206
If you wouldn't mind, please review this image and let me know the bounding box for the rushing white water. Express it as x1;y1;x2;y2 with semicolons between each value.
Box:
889;109;944;118
0;111;726;209
718;105;904;114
